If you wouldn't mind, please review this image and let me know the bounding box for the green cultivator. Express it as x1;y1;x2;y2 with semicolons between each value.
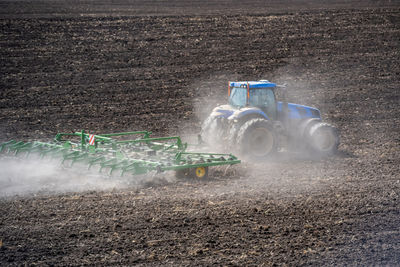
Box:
0;130;240;179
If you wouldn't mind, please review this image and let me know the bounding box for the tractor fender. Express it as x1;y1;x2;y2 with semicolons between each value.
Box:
227;107;269;121
209;105;235;119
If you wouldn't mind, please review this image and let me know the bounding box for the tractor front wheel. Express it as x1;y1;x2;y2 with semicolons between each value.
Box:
306;122;339;156
236;118;277;160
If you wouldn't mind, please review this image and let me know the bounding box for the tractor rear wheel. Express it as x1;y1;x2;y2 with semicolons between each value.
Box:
227;122;241;148
236;118;277;160
306;122;339;156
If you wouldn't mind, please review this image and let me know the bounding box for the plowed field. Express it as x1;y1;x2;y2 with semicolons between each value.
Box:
0;1;399;265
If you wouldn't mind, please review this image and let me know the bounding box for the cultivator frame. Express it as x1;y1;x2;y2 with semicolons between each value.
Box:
0;130;240;179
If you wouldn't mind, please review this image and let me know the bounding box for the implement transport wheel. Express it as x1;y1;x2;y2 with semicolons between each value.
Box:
237;118;277;160
192;166;209;179
175;167;209;180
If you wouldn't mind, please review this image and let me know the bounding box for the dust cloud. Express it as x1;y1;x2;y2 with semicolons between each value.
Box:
0;157;175;198
191;73;240;122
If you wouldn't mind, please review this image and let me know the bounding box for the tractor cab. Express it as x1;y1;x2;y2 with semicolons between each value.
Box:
229;81;277;119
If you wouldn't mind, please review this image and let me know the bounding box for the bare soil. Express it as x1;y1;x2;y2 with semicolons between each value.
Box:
0;1;399;266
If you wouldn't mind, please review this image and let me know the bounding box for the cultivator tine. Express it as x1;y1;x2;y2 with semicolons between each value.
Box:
26;143;44;155
0;140;16;153
123;160;147;175
161;143;175;151
121;163;137;176
8;141;29;155
39;146;63;159
87;156;107;170
62;151;81;165
108;159;129;175
99;158;118;173
70;152;90;166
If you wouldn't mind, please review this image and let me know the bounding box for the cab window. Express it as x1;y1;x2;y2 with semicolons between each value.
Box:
249;89;276;119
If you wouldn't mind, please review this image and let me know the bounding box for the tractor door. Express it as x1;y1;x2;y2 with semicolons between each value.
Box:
249;88;277;120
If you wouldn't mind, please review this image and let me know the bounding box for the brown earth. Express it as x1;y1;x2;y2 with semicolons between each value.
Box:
0;1;399;266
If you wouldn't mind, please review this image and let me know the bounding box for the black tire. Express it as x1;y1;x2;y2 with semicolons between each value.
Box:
236;118;277;160
200;115;226;148
227;115;268;150
306;122;339;156
227;122;241;149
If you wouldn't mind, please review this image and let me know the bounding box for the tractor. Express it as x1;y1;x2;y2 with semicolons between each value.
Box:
200;80;339;160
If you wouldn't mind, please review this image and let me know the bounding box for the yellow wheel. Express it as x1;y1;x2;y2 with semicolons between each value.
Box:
175;167;209;180
193;166;208;179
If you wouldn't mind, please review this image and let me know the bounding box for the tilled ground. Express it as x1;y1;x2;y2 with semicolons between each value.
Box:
0;1;399;266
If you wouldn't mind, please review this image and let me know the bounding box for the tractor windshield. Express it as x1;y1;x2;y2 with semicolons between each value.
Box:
229;87;247;107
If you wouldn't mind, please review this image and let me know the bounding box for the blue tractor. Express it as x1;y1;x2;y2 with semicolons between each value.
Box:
200;80;339;159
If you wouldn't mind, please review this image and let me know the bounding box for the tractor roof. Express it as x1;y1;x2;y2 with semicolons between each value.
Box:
230;80;276;89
